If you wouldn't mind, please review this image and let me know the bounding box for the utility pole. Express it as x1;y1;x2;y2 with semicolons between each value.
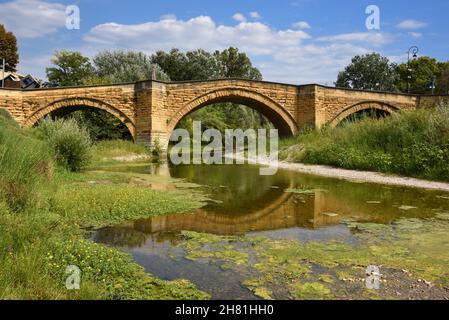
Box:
1;58;5;89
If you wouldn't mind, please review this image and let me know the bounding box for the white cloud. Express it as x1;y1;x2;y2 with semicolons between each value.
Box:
292;21;311;29
160;14;177;21
0;0;66;38
83;16;394;84
1;13;382;85
397;20;427;30
86;16;391;85
249;12;261;20
409;32;423;38
232;13;247;23
317;32;392;46
264;43;371;84
84;16;311;56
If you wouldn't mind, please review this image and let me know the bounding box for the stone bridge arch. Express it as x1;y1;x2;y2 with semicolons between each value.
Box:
23;97;137;140
328;101;400;128
166;87;299;138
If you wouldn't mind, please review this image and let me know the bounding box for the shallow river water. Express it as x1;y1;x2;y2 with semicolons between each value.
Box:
92;163;449;299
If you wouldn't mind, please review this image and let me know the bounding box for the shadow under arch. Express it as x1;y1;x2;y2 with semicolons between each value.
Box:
328;101;400;128
167;87;298;138
23;97;137;141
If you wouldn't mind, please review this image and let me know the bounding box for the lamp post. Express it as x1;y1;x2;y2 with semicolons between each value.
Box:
407;46;419;93
429;75;436;95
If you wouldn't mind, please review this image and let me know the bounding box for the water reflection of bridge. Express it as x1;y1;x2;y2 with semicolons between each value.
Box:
93;163;443;248
134;190;343;235
93;187;350;249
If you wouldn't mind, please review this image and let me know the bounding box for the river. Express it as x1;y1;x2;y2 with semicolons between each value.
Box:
92;163;449;299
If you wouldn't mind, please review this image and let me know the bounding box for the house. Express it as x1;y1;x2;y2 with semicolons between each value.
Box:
0;72;41;89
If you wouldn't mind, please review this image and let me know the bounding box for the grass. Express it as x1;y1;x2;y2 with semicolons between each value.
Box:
0;114;53;211
49;183;207;228
93;140;150;160
0;115;209;300
280;106;449;182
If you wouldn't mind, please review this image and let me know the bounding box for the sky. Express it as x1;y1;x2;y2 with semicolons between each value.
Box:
1;0;448;85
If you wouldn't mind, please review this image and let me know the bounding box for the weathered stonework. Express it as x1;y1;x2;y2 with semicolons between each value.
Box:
1;79;448;149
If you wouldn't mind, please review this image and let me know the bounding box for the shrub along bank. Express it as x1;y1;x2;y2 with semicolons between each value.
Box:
280;106;449;182
0;112;209;299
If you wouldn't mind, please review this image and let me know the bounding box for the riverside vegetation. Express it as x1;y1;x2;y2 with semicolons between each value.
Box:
2;106;449;300
0;111;209;299
279;106;449;182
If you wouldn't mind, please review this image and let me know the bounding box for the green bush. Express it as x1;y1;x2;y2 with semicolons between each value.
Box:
0;118;52;211
36;118;92;172
281;106;449;181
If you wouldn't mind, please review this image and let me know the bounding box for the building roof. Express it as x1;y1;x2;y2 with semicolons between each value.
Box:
0;71;26;81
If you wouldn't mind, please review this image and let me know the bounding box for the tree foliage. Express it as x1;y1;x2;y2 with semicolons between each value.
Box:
396;57;448;94
438;64;449;94
213;47;262;80
151;49;217;81
336;52;449;94
335;53;399;92
69;109;132;141
44;47;268;140
151;47;266;135
151;47;261;81
0;24;19;72
93;50;169;83
46;51;94;87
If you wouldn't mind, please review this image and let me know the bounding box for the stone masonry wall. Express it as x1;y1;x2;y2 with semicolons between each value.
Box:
1;79;448;149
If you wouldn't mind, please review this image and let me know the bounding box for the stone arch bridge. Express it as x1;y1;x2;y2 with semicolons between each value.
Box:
1;79;448;149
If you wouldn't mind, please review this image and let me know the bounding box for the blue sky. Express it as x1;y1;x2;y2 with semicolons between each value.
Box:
1;0;448;84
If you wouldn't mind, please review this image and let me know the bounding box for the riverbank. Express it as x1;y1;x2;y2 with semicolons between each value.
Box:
234;151;449;191
279;107;449;184
268;160;449;192
0;115;210;299
0;161;210;300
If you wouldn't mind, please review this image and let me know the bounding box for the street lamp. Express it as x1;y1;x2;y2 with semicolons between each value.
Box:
429;75;436;95
407;46;419;93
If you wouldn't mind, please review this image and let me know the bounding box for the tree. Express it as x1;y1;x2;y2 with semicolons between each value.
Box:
214;47;262;80
185;49;220;80
396;57;448;94
151;47;266;134
335;53;398;92
46;51;94;86
0;24;19;72
437;63;449;94
151;48;217;81
151;47;262;81
93;50;169;83
69;109;132;141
